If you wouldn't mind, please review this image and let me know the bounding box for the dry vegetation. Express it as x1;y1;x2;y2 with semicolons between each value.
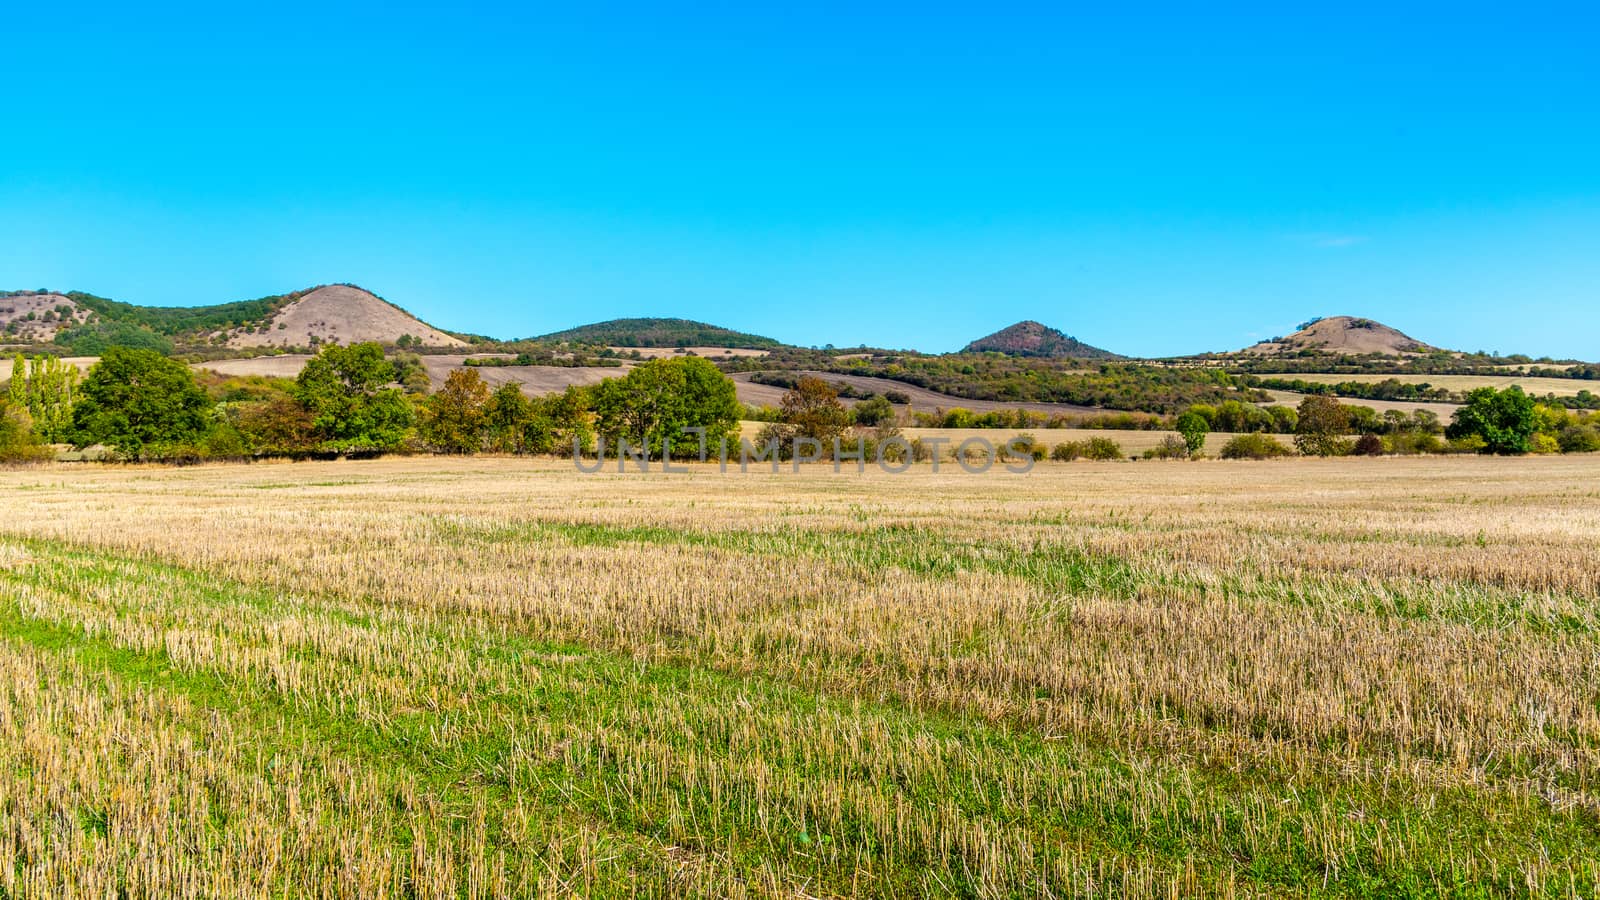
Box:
1;456;1598;897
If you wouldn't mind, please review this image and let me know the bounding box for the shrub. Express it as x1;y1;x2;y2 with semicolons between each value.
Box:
1143;435;1191;459
1352;433;1384;456
0;398;52;463
1529;433;1561;454
1385;431;1444;455
1050;441;1081;462
1082;437;1124;460
1557;425;1600;454
852;395;895;427
1002;433;1048;462
1221;433;1292;460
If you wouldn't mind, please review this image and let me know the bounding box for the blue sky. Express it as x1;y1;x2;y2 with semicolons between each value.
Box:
4;2;1597;358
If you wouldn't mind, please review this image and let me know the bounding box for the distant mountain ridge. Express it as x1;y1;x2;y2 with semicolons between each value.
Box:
534;317;781;349
3;287;1582;362
963;320;1121;359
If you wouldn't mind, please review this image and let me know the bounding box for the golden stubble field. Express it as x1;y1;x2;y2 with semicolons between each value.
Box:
1;454;1598;897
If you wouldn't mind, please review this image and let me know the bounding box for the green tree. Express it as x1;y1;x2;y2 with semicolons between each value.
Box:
293;342;414;453
484;382;534;453
1294;395;1352;457
69;348;212;458
8;354;79;442
1447;386;1538;455
852;395;895;427
592;357;738;458
1174;410;1209;456
1265;405;1298;434
6;355;21;407
538;387;594;456
421;368;491;453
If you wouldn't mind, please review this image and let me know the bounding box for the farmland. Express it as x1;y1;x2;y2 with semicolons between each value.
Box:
1;456;1598;897
1281;372;1594;398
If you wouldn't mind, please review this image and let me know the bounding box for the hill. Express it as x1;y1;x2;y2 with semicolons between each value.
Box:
963;321;1121;359
535;317;781;349
0;291;93;343
4;284;466;353
224;285;467;349
1245;316;1433;356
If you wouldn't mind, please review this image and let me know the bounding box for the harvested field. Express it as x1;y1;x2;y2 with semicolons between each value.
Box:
1285;372;1595;397
731;370;1101;416
609;346;771;359
737;423;1234;456
1264;389;1461;417
1;455;1598;896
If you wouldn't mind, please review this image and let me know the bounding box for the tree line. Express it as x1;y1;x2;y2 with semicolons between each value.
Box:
2;346;1597;464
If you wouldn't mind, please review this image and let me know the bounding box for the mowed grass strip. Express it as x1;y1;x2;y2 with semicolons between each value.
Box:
2;544;1598;897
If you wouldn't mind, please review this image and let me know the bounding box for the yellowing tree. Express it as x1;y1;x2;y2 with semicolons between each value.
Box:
421;368;491;453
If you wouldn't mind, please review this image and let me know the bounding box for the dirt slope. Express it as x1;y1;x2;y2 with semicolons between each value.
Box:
0;293;91;343
1246;316;1432;355
226;285;467;349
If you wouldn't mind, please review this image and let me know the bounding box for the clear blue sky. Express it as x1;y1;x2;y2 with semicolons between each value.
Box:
4;2;1597;358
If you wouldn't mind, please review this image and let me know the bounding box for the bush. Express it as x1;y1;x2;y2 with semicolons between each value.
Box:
1529;432;1561;454
1220;433;1292;460
1002;433;1047;462
0;398;52;463
1352;433;1384;456
852;395;895;427
1557;425;1600;453
1143;435;1191;459
1385;431;1444;455
1082;437;1124;460
1050;441;1081;462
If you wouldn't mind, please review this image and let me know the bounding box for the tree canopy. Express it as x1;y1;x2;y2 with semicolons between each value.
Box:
293;343;414;453
69;348;213;458
1448;386;1538;454
592;357;740;458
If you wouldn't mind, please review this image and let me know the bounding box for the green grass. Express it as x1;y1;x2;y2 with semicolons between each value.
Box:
2;541;1597;896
